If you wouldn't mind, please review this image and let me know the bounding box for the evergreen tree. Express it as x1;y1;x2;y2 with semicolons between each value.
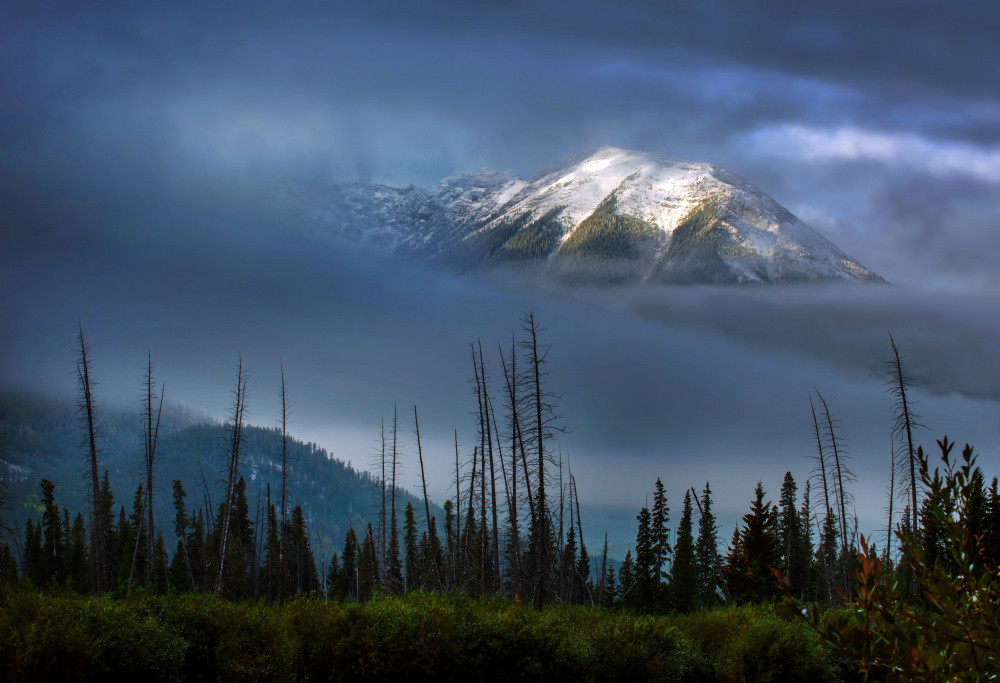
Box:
340;527;359;600
777;472;804;597
798;481;815;601
602;561;617;608
261;502;280;600
816;511;840;603
358;523;378;600
286;505;318;593
670;490;697;613
403;502;418;590
650;478;670;603
575;535;591;605
694;482;719;608
152;533;169;593
618;549;635;607
23;517;42;585
66;512;89;592
561;523;577;602
633;506;655;608
725;482;780;603
326;552;341;598
39;479;63;585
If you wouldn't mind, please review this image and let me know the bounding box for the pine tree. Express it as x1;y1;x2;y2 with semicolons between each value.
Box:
651;478;670;605
694;482;720;607
670;490;697;613
262;501;281;600
633;506;655;608
561;523;577;603
23;518;42;585
618;550;636;607
777;472;803;597
725;482;780;603
798;481;815;600
340;527;359;600
602;562;617;608
326;552;341;599
67;512;89;592
358;523;378;600
39;479;63;585
403;502;418;590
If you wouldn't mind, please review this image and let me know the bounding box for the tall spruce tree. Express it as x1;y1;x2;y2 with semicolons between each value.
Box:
694;482;720;607
777;472;803;597
651;478;670;604
670;490;697;613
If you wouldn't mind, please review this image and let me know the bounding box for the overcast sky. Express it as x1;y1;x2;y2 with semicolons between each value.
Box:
3;1;1000;547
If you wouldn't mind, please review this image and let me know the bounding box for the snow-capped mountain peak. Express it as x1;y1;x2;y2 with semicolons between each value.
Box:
284;147;883;286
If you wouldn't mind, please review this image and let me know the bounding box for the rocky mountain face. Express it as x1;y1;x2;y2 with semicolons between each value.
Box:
283;146;883;286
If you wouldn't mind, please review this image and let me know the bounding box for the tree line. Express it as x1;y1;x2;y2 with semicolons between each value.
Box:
2;322;999;622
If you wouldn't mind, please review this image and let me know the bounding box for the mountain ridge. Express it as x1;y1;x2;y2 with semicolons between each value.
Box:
283;146;884;286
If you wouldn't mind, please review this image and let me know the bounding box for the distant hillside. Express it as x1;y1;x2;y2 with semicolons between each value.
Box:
0;393;443;559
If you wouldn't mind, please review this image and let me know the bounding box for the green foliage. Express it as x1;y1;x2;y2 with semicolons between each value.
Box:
0;586;840;682
800;438;1000;681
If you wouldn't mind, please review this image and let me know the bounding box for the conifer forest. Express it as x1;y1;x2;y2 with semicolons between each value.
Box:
1;315;997;682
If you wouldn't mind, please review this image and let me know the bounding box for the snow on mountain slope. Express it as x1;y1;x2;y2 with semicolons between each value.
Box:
283;147;883;286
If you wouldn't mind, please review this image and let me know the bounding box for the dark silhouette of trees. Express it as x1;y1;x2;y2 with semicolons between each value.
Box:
671;490;697;612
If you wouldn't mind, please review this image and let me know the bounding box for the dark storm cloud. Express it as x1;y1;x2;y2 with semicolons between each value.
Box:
3;1;1000;541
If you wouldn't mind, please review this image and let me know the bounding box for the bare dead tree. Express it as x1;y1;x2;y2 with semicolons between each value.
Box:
884;437;896;564
413;405;442;589
390;405;400;593
453;429;461;587
0;411;13;542
808;394;835;602
478;341;501;591
215;356;248;598
499;340;536;539
815;388;854;597
488;391;518;592
378;418;387;589
519;312;564;609
75;324;106;593
886;331;924;597
278;364;290;602
140;352;164;584
462;445;479;588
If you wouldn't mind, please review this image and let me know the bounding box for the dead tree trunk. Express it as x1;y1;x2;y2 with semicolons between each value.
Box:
887;332;921;597
215;356;247;598
478;342;501;592
815;388;851;598
278;365;289;602
809;395;835;603
142;353;164;584
414;405;442;588
75;324;105;593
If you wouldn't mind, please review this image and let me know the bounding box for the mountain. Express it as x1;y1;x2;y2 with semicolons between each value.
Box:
0;393;441;557
283;146;883;286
